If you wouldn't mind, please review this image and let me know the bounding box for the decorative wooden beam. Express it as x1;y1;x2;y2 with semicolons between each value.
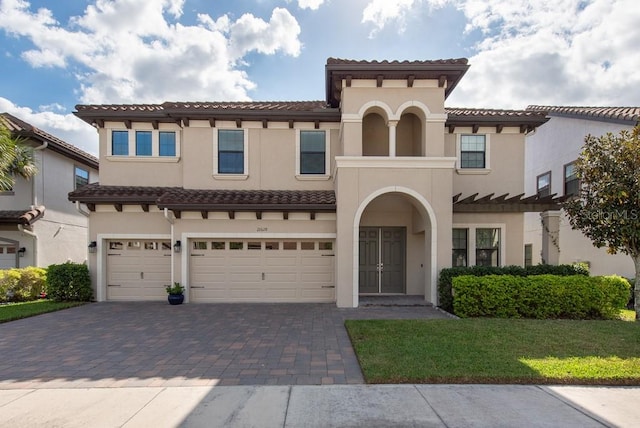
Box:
87;203;96;212
288;120;294;129
228;211;235;220
182;118;190;127
314;120;320;129
94;119;104;128
173;210;181;219
472;124;480;134
520;125;528;133
262;119;268;129
141;204;149;212
438;75;447;87
310;212;316;220
201;210;208;219
175;118;183;126
209;118;216;128
124;120;132;129
496;124;504;134
448;125;456;134
151;120;159;130
114;203;123;212
407;75;415;87
283;212;289;220
235;119;242;128
376;75;383;87
256;211;262;220
345;75;352;87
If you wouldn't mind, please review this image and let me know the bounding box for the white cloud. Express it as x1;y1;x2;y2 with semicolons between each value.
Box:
0;97;98;156
0;0;303;104
361;0;419;36
294;0;326;10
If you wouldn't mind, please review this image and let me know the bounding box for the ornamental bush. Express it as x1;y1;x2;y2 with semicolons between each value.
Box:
452;274;630;320
46;262;92;302
437;264;589;313
0;267;47;302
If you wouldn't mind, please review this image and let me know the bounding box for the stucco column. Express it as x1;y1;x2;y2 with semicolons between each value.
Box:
541;210;561;265
388;120;398;157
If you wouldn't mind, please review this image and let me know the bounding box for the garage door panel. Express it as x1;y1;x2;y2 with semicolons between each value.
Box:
264;272;297;283
264;256;297;267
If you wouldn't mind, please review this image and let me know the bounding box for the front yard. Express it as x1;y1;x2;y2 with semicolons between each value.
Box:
346;316;640;385
0;300;85;323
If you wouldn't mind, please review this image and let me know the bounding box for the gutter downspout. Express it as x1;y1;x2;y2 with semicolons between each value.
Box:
32;141;48;207
75;201;90;217
17;224;37;267
164;208;176;286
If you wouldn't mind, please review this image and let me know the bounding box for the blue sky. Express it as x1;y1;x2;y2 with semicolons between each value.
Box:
1;0;638;155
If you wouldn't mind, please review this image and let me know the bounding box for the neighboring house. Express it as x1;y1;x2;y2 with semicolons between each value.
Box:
524;106;640;278
69;58;558;307
0;113;99;269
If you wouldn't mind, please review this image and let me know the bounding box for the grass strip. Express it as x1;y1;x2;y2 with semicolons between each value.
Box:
0;300;85;323
345;318;640;385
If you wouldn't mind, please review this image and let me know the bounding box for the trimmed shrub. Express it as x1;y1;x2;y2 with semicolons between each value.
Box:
0;267;47;302
438;264;589;313
452;274;630;320
46;262;92;302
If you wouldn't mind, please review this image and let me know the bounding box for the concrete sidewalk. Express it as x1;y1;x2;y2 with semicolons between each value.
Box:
1;384;638;427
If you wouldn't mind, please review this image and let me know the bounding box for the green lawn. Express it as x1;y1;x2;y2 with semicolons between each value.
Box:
345;317;640;385
0;300;85;323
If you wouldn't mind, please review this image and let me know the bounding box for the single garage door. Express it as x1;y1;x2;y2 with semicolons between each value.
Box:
106;240;171;301
0;245;17;269
189;239;335;302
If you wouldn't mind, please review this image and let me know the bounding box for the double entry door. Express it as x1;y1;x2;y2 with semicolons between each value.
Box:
358;227;406;294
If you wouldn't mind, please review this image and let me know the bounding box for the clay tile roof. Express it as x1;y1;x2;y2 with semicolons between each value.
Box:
162;101;331;112
0;206;45;225
0;113;98;169
326;58;469;66
68;185;336;211
68;183;178;203
157;189;336;211
526;105;640;124
445;108;549;128
74;104;165;113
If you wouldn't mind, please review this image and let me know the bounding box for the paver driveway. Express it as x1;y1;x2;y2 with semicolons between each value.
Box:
0;302;449;388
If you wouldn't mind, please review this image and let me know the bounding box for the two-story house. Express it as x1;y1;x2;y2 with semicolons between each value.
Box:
0;113;99;269
524;106;639;278
69;58;558;307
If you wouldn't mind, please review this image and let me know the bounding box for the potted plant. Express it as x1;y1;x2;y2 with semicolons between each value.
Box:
166;282;185;305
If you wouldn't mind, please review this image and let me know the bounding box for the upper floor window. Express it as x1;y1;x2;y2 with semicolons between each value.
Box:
112;130;129;156
476;228;500;267
564;162;579;196
136;131;152;156
300;131;326;174
452;228;468;267
460;135;486;168
159;132;176;157
74;166;89;189
216;129;246;175
537;171;551;197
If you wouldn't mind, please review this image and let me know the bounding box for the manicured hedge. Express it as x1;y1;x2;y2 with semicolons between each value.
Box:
438;264;589;313
452;274;630;320
0;267;47;302
46;262;92;302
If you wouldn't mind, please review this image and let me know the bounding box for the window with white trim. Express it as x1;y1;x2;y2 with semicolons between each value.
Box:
108;129;179;159
564;162;579;196
537;171;551;197
460;135;486;168
300;131;326;174
476;228;500;267
159;131;176;156
214;129;248;177
136;131;152;156
112;130;129;156
74;166;89;189
452;228;468;267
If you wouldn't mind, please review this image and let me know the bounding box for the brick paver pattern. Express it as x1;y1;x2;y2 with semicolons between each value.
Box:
0;302;448;388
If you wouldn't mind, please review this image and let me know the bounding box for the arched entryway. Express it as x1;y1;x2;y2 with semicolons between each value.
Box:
352;187;438;304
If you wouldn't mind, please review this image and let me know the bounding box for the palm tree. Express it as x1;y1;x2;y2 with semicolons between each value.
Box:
0;119;38;191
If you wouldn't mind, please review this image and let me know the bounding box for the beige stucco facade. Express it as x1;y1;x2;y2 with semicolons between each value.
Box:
72;58;549;307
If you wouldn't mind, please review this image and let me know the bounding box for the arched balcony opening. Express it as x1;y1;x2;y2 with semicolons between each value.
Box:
362;112;389;156
396;112;423;156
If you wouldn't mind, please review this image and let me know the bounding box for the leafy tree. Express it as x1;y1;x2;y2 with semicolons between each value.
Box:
0;119;38;191
564;125;640;320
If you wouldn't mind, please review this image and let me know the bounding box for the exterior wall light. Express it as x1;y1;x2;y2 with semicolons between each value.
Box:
18;247;26;257
174;240;181;253
88;241;97;253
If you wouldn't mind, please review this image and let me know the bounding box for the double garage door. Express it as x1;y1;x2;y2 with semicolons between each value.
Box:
189;239;335;302
106;239;335;302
